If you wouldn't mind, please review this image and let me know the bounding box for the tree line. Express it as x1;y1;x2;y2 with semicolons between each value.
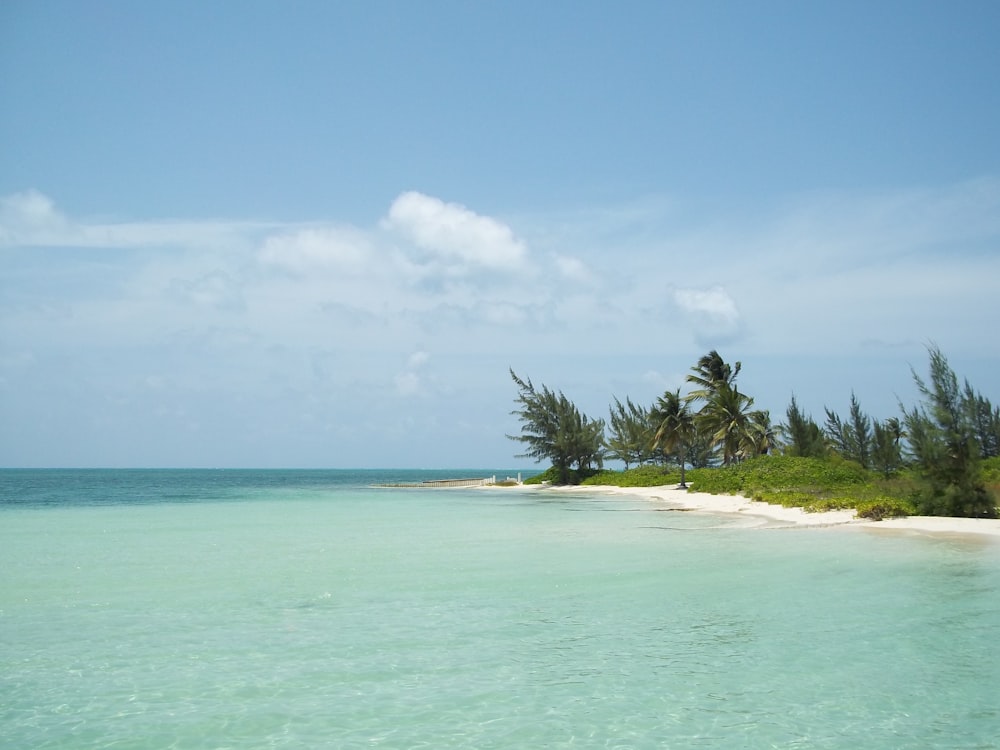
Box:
508;346;999;517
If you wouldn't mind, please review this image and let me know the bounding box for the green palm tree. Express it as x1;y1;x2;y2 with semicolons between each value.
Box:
686;350;742;403
741;410;775;459
885;416;904;446
698;383;755;466
650;389;696;487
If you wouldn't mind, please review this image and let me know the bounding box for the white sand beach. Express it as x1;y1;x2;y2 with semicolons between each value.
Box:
525;483;1000;539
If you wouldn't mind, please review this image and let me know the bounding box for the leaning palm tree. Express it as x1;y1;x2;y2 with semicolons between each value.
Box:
698;383;755;466
650;389;696;487
686;350;742;404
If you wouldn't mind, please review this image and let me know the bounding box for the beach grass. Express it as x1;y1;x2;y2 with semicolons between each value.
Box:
568;456;920;519
526;455;1000;521
688;456;926;519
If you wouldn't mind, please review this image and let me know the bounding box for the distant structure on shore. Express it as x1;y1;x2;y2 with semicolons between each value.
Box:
374;474;522;488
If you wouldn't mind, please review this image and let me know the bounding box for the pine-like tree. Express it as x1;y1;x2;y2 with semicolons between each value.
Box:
606;396;652;469
824;393;873;468
781;395;827;458
508;370;605;484
901;347;996;517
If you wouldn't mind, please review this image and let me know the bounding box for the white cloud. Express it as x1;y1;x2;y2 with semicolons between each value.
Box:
0;189;272;250
384;191;527;271
394;350;431;397
258;226;372;275
168;271;245;311
1;188;62;224
0;189;69;244
4;181;999;466
407;351;430;369
553;254;593;283
674;286;739;319
673;286;743;343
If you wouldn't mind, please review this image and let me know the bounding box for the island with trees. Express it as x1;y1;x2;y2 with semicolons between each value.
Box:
508;346;999;519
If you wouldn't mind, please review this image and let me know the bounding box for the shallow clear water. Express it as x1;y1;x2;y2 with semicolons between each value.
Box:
2;470;999;749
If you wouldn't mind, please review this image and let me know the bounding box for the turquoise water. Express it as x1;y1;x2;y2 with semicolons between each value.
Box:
2;470;999;749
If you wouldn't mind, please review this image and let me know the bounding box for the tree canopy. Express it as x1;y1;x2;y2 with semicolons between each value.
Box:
900;346;996;517
507;370;605;485
650;389;695;487
508;345;998;518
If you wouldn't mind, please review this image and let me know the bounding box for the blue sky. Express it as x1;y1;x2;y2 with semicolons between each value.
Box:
2;1;999;468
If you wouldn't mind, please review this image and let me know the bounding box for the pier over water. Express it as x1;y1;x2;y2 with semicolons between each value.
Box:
373;476;498;489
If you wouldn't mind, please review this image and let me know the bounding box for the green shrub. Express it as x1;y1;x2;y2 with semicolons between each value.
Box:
581;465;681;487
684;455;924;516
912;483;998;519
803;496;859;512
982;456;1000;486
523;466;558;484
687;455;869;496
523;465;602;485
744;490;854;513
753;490;818;508
526;456;932;517
855;497;916;521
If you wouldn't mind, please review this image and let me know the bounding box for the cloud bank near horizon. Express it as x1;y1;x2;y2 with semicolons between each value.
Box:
2;180;999;466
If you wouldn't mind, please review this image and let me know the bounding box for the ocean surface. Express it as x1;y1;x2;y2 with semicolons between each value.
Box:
2;469;999;749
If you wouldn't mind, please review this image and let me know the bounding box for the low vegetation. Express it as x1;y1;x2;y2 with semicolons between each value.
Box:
582;465;683;487
571;455;918;519
688;455;917;519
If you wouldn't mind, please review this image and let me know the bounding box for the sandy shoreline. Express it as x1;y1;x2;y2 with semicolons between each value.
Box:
512;483;1000;539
